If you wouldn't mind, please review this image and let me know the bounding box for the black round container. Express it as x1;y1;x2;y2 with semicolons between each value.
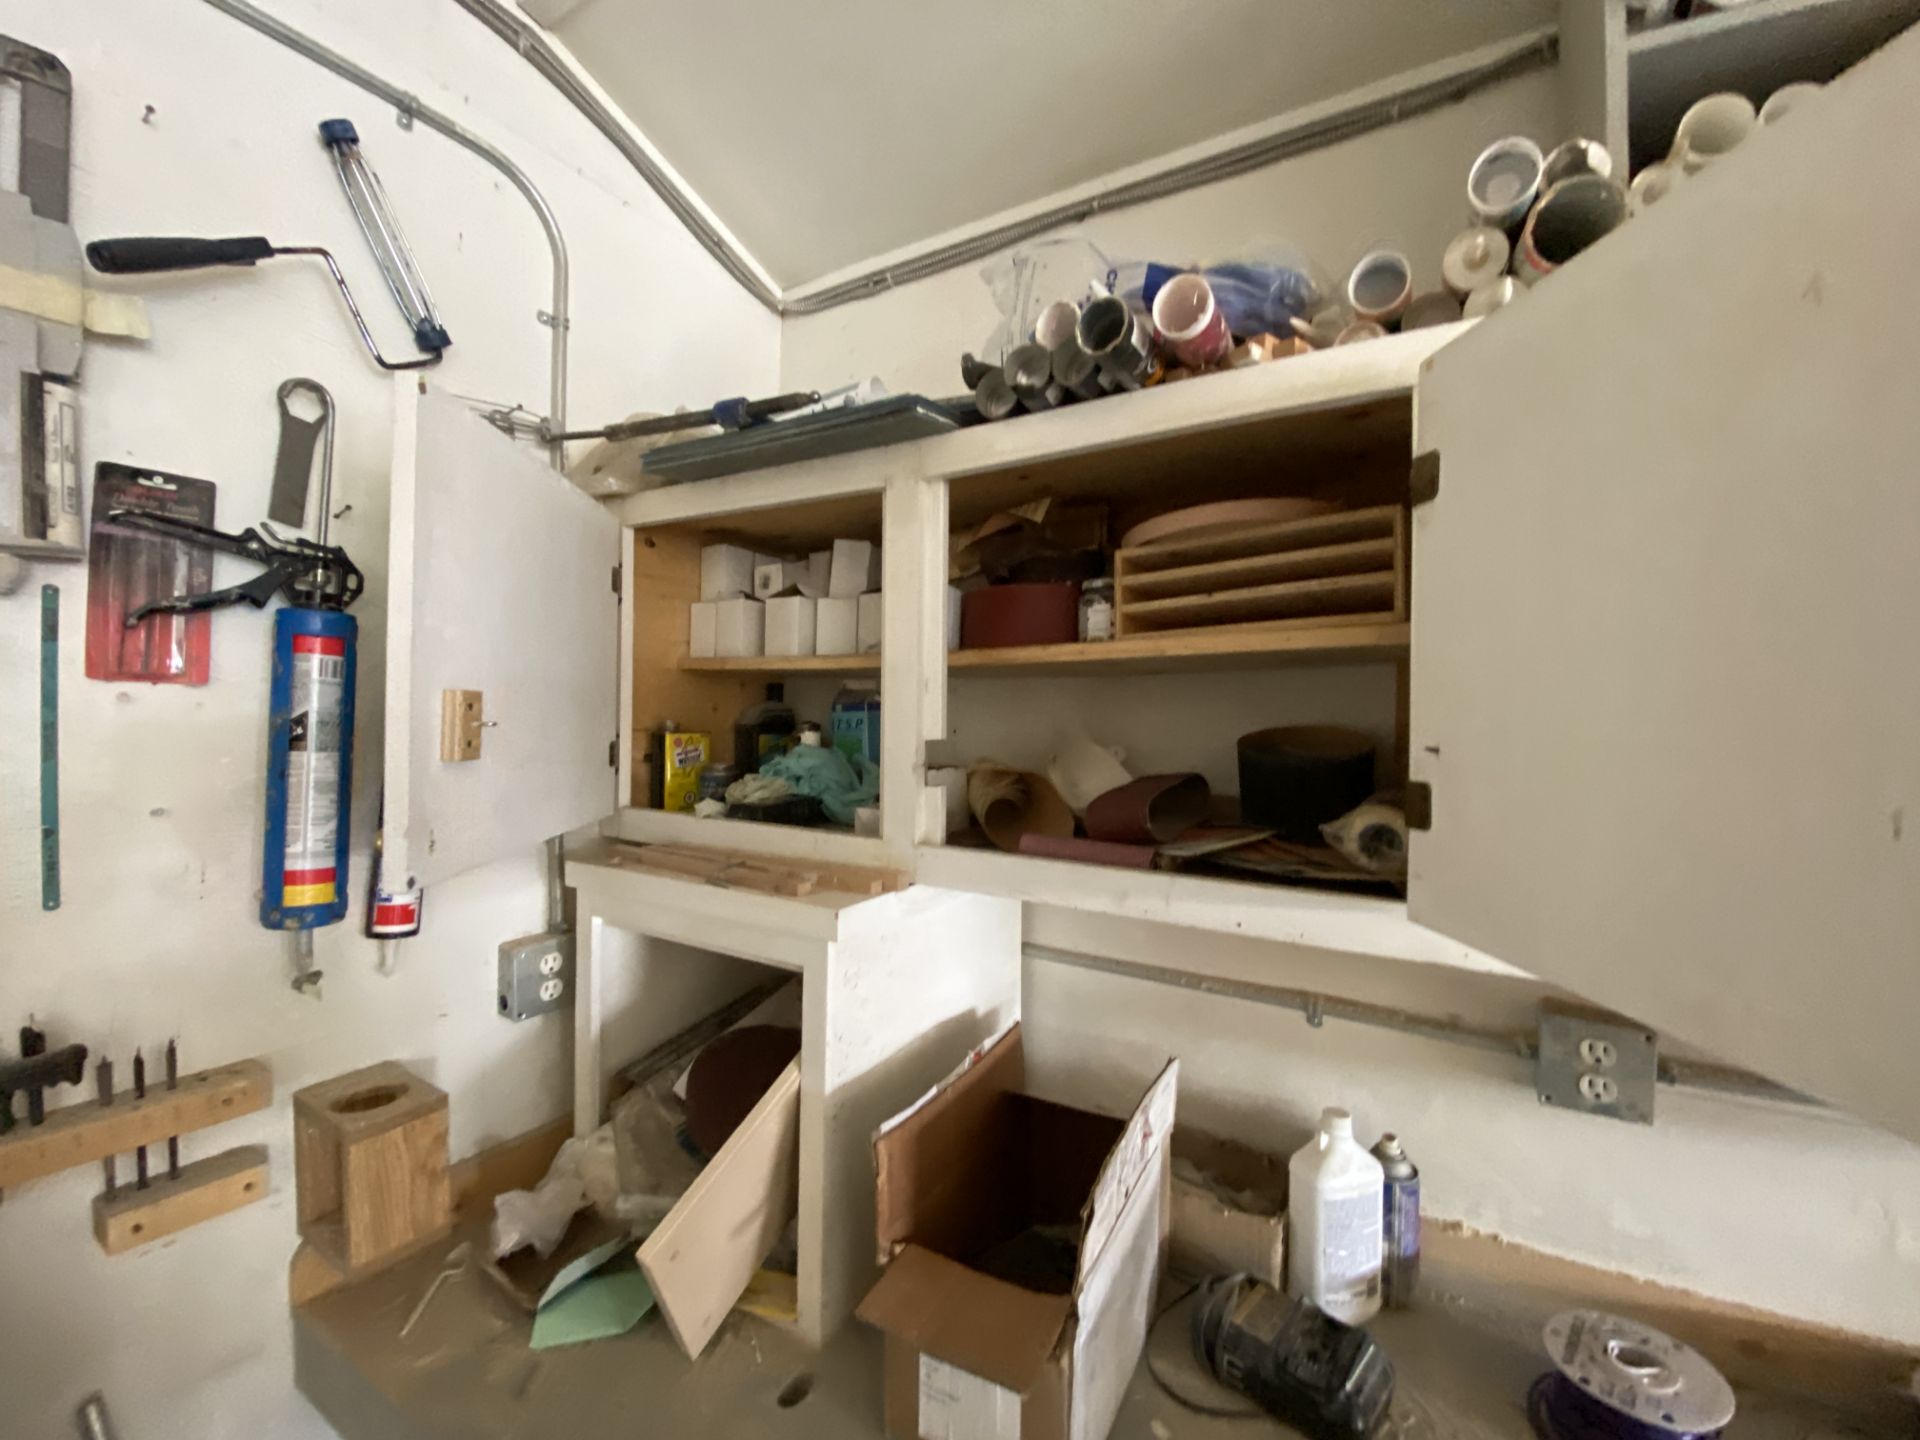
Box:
1237;726;1376;842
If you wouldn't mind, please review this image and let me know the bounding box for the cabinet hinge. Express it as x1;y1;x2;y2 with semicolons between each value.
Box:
611;564;621;596
608;738;618;767
1410;450;1440;506
1403;781;1432;831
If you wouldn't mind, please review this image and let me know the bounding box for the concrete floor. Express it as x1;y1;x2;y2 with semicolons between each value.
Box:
294;1217;1917;1440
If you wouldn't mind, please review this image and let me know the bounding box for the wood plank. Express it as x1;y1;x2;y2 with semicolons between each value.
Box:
628;845;817;896
1118;504;1400;573
92;1144;268;1255
0;1059;271;1190
632;841;906;897
1122;572;1397;630
639;1058;801;1359
1117;537;1398;599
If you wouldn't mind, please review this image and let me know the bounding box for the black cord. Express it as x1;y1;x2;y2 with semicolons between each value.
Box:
1143;1281;1267;1421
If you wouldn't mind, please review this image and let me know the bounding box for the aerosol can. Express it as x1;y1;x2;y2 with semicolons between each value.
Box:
1371;1134;1420;1308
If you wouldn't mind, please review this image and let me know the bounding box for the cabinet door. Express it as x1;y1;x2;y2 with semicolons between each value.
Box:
1409;31;1920;1137
384;381;619;890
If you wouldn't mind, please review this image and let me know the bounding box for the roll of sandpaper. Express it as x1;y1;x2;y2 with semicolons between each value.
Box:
1083;773;1212;845
968;765;1075;852
1237;726;1376;842
1321;794;1409;877
960;582;1081;649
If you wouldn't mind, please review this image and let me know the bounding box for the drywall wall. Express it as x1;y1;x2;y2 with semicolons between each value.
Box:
0;1;777;1435
1020;920;1920;1347
779;69;1560;396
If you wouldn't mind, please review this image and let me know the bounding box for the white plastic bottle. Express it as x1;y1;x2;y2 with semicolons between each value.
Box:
1287;1107;1385;1323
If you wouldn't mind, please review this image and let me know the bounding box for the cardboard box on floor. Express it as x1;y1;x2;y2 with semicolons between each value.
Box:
856;1024;1178;1440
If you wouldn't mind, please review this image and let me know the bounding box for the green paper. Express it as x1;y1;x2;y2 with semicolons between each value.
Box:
530;1263;656;1350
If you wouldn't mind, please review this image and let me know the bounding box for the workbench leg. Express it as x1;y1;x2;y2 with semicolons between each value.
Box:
573;913;604;1137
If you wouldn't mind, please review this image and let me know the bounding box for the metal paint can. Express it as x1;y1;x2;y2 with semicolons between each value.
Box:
1467;135;1545;233
1513;174;1628;284
1541;137;1613;189
1152;272;1232;368
1346;250;1413;326
1371;1133;1420;1308
1463;275;1521;319
1442;225;1511;299
1670;91;1756;174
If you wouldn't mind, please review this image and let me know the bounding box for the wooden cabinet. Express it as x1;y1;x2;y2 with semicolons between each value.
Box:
383;26;1920;1138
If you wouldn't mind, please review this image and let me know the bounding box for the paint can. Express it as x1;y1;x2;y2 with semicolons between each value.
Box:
1670;92;1756;174
1052;338;1105;400
1760;81;1821;126
1334;320;1387;346
1402;290;1464;331
1442;226;1511;299
1077;294;1156;390
1467;135;1545;233
1346;250;1413;326
1033;299;1081;349
1628;161;1681;217
1463;276;1521;319
1513;175;1628;284
1541;137;1614;189
1152;272;1232;368
1370;1134;1420;1308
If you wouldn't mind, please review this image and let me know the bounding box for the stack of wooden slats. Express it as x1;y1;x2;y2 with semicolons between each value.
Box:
610;841;906;897
1115;504;1407;638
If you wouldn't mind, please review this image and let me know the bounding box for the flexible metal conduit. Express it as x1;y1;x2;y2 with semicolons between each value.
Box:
450;0;1556;317
198;0;569;463
1025;945;1820;1109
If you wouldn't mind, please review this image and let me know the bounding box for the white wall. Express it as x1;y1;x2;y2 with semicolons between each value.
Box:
0;1;776;1435
779;70;1561;396
776;66;1920;1346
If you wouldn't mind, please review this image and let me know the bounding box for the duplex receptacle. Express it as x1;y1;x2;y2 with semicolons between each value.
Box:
498;930;575;1021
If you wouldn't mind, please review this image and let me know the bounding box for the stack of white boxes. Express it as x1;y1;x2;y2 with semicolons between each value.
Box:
689;544;768;657
692;538;883;660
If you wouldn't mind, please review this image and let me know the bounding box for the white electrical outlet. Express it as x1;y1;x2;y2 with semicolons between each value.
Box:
1578;1037;1618;1068
1578;1072;1620;1104
498;930;575;1020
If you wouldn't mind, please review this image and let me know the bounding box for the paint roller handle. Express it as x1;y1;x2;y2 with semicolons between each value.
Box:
86;236;278;273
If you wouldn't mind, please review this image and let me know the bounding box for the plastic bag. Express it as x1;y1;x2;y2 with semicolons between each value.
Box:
491;1136;592;1259
977;237;1118;363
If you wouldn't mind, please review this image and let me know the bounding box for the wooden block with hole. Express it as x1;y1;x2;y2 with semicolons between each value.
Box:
93;1145;268;1255
293;1062;451;1276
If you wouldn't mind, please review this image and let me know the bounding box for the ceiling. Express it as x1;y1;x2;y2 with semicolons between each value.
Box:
530;0;1556;289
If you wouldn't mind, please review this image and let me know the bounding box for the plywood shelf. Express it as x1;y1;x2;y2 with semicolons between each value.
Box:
680;624;1408;680
682;653;881;673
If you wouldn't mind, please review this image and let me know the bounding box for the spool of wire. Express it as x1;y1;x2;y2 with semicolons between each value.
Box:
1527;1311;1735;1440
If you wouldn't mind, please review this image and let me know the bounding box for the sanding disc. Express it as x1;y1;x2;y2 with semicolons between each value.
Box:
684;1025;801;1156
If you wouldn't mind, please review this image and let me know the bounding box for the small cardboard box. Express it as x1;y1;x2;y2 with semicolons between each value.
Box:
700;543;757;600
829;539;879;598
714;597;765;658
765;596;818;657
857;591;884;653
817;596;860;655
689;601;718;659
753;558;812;599
858;1025;1178;1440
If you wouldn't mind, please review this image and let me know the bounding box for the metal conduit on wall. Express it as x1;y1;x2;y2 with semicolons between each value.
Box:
1025;945;1820;1110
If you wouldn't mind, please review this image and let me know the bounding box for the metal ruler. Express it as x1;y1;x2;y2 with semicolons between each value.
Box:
40;582;58;908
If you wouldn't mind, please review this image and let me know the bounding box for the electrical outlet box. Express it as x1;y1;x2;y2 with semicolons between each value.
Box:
498;930;574;1020
1535;1002;1657;1124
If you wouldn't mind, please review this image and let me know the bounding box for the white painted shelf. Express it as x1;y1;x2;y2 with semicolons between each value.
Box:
913;845;1525;977
616;324;1469;533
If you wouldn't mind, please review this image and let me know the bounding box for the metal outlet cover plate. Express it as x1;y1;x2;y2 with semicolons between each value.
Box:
1536;1003;1657;1124
498;929;574;1020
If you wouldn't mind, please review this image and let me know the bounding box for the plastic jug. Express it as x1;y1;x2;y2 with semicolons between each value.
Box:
1287;1107;1384;1323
